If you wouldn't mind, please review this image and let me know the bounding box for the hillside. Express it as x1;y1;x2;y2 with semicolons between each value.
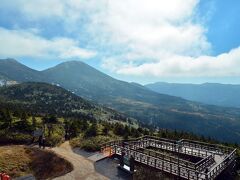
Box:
0;82;132;123
146;82;240;108
42;61;188;106
1;59;240;143
0;146;73;179
0;59;43;82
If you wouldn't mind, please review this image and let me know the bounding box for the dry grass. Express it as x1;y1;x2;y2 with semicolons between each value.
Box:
0;145;73;179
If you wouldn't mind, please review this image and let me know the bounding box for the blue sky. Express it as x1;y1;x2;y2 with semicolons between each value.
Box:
0;0;240;84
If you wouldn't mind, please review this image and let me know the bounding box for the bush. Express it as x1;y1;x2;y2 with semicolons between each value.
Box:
46;132;64;147
84;124;97;138
70;135;119;152
0;131;32;145
81;139;100;151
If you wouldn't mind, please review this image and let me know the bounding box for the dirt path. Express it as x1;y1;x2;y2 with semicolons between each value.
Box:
52;141;109;180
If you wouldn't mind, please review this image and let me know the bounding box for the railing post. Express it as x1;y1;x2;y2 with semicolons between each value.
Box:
178;166;181;178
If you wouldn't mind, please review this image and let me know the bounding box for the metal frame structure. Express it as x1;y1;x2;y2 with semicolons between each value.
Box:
101;136;237;180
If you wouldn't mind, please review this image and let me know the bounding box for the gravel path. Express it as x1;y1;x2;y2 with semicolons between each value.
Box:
52;141;109;180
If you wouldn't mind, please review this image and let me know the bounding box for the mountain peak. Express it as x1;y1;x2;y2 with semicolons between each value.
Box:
58;60;87;66
0;58;42;82
48;60;94;71
0;58;19;64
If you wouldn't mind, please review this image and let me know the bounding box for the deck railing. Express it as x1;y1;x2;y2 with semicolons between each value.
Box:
100;136;237;180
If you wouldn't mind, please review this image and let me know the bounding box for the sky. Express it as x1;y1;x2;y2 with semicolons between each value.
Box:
0;0;240;84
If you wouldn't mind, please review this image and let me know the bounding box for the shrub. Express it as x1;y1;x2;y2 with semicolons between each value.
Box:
70;135;119;152
0;131;32;145
46;132;64;147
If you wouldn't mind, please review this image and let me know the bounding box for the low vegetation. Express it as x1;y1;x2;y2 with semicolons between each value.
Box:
0;146;73;179
70;135;117;151
0;82;239;178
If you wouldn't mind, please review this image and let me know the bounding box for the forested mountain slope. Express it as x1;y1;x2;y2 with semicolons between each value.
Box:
1;59;240;143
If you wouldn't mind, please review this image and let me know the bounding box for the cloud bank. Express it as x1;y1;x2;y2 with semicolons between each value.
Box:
0;0;239;79
0;27;96;59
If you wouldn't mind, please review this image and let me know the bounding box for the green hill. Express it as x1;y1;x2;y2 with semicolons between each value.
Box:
0;82;133;123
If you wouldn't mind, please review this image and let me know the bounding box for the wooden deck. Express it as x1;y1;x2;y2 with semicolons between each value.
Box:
101;136;236;180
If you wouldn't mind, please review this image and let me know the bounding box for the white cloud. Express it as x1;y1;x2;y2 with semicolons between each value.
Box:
117;47;240;77
59;47;96;59
86;0;210;56
1;0;209;57
21;0;65;19
0;0;65;19
1;0;239;79
0;27;96;59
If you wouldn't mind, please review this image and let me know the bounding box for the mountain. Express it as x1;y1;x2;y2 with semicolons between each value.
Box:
0;59;43;82
0;82;133;123
1;59;240;143
42;61;187;105
145;82;240;108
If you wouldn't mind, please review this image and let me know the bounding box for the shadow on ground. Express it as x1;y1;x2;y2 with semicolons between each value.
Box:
73;148;96;158
94;157;132;180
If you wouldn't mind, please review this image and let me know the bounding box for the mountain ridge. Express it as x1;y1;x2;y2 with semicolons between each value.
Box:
1;59;240;143
146;82;240;108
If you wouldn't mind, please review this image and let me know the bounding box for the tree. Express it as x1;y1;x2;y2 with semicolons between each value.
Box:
42;115;58;137
13;111;31;132
43;115;58;124
102;126;109;135
85;123;97;137
0;108;12;130
32;116;37;130
113;123;125;136
130;127;141;138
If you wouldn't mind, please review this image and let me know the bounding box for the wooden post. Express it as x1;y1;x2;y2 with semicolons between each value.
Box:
130;155;135;172
120;151;125;167
178;166;180;177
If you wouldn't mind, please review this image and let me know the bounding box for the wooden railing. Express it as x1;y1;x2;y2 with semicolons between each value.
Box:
124;137;210;158
101;136;237;180
113;145;208;180
206;149;236;180
180;139;233;155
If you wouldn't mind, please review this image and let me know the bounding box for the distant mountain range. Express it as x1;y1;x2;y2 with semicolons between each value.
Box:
145;82;240;108
1;58;240;143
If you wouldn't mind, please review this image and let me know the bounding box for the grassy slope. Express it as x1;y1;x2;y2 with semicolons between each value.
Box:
0;146;73;179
